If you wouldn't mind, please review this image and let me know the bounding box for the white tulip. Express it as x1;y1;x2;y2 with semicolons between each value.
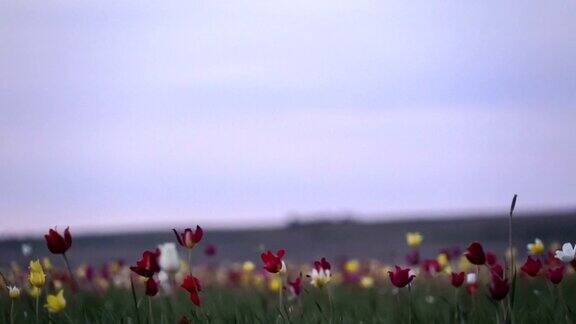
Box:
310;267;331;288
21;244;32;257
555;243;576;263
158;243;180;273
466;273;477;284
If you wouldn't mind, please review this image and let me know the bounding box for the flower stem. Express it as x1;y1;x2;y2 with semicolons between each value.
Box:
62;253;78;291
10;299;14;324
129;276;141;324
35;294;40;324
327;287;334;324
408;284;413;324
148;296;154;324
187;250;192;275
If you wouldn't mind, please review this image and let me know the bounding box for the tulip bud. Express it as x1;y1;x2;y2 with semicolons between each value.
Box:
8;286;20;299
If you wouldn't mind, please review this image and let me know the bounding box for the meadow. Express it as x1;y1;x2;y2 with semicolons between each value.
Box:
1;198;575;323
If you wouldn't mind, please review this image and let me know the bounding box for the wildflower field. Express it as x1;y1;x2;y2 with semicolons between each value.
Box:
2;198;576;323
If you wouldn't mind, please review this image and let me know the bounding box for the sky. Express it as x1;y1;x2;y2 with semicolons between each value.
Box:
1;1;575;236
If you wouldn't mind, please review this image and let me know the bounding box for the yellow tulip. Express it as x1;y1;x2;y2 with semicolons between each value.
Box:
242;261;255;273
268;277;282;292
28;287;42;298
406;232;423;248
437;253;449;269
527;238;545;255
344;259;360;274
45;290;66;313
29;260;46;288
360;276;374;289
42;257;53;271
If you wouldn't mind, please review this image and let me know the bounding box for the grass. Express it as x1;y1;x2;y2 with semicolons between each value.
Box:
1;272;574;323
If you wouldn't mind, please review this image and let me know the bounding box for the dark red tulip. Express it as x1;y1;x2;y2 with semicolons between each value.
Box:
130;250;160;278
405;250;420;266
388;266;415;288
181;275;202;306
204;244;217;257
488;274;509;300
521;257;542;277
261;249;285;273
288;273;303;297
314;257;331;271
486;251;497;266
490;263;504;279
44;227;72;254
466;283;478;295
464;242;486;265
548;266;564;285
173;226;203;249
422;259;441;275
451;272;465;288
145;277;159;296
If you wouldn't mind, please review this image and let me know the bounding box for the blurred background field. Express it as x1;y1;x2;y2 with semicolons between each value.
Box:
1;210;574;267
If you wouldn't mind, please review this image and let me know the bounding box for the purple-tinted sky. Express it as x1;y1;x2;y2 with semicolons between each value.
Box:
1;1;575;236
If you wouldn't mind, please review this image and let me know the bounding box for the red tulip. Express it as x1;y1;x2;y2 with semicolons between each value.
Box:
288;274;303;297
490;263;504;279
486;251;497;266
181;275;202;306
204;244;217;257
466;283;478;295
548;266;564;285
405;250;420;266
451;272;465;288
145;277;159;296
44;227;72;254
173;226;203;249
422;259;440;275
488;274;509;300
388;266;415;288
261;249;286;274
314;257;331;271
130;250;160;278
521;256;542;277
464;242;486;265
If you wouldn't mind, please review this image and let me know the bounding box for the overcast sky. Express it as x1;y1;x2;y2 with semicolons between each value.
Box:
1;1;575;236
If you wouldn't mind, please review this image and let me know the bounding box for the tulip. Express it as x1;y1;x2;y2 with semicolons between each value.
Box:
28;287;41;298
464;242;486;265
437;253;449;269
242;261;255;273
288;274;302;297
21;244;32;257
489;274;509;300
360;276;375;289
490;263;504;279
158;243;180;273
172;226;203;249
29;260;46;288
8;286;20;299
422;259;440;275
406;232;423;248
548;266;564;285
451;272;465;288
44;290;66;313
145;277;159;296
130;250;160;278
310;257;331;288
44;227;72;254
261;249;286;274
405;250;420;266
554;243;575;263
204;244;217;256
527;238;545;255
465;272;477;294
181;275;202;306
520;256;542;277
388;266;415;288
485;251;497;266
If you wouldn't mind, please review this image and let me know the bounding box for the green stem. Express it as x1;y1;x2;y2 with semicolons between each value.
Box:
129;276;141;324
10;299;14;324
187;250;192;275
62;253;78;290
327;287;334;324
408;284;413;324
148;296;154;324
35;294;40;324
64;311;74;324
